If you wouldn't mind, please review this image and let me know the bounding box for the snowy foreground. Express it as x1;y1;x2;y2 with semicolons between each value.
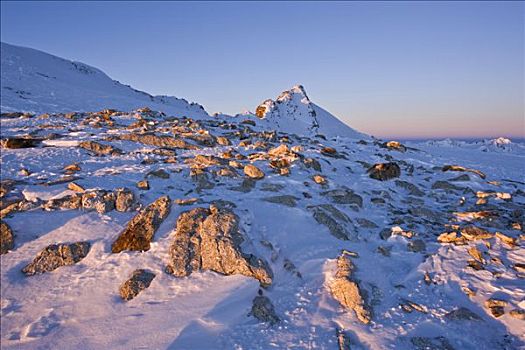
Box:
1;107;524;350
1;42;524;350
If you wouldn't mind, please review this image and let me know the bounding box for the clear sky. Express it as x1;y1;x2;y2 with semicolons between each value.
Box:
1;1;523;139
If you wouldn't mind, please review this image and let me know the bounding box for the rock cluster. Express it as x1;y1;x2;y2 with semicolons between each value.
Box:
165;205;273;286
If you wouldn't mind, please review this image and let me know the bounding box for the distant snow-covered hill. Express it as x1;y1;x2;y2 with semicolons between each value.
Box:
253;85;366;139
0;42;209;118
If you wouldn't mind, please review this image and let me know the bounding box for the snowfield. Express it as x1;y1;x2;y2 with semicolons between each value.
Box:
1;43;524;350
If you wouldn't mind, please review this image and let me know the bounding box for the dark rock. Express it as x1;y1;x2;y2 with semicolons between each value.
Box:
262;195;298;207
1;137;40;149
249;294;280;324
395;180;424;196
322;189;363;207
308;204;354;240
22;242;91;276
111;196;171;253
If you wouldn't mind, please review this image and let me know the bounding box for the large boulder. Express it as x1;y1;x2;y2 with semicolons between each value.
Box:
22;242;91;276
1;137;40;149
165;205;273;286
367;162;401;181
0;220;15;254
329;253;371;324
119;269;156;301
111;196;171;253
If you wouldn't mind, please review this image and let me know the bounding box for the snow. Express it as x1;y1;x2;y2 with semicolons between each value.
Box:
1;43;525;350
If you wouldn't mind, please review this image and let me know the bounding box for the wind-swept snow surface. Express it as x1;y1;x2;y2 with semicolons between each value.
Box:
1;44;524;350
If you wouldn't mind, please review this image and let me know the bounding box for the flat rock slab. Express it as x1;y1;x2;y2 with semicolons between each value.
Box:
112;196;171;253
119;269;156;301
22;242;91;276
165;205;273;286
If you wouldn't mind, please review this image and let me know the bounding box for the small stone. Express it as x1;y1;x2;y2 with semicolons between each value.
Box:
244;164;265;179
119;269;156;301
147;169;170;179
175;198;199;206
22;242;91;276
312;174;327;185
509;309;525;320
216;136;231;146
137;180;150;190
63;163;81;173
407;239;426;253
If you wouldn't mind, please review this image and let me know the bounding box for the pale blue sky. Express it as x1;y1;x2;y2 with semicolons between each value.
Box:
1;1;523;138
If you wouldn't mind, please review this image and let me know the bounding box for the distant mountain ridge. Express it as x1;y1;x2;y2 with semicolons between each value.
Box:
0;42;209;118
1;42;365;139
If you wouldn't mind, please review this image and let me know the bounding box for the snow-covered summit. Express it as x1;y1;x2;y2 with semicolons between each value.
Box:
254;85;366;139
0;42;208;118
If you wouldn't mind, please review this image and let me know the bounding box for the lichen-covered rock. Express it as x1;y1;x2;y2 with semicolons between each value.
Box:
329;253;371;324
115;188;135;212
22;242;91;276
244;164;265;179
249;293;280;324
119;269;156;301
1;220;15;254
367;162;401;181
81;190;116;214
111;196;171;253
79;140;122;156
165;205;273;286
308;204;354;240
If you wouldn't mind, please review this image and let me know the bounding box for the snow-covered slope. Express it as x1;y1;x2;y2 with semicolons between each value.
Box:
254;85;366;139
0;42;208;118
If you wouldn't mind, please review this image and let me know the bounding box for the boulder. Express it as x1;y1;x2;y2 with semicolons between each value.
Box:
367;162;401;181
165;205;273;286
22;242;91;276
329;253;371;324
111;196;171;253
81;190;115;214
117;133;198;150
1;221;15;254
119;269;156;301
244;164;265;179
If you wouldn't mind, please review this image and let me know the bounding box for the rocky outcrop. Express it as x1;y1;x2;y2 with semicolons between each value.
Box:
165;205;273;286
329;253;371;324
79;141;122;156
111;196;171;253
119;269;156;301
22;242;91;276
382;141;406;152
367;162;401;181
115;188;135;212
249;292;280;324
1;220;15;254
117;133;198;150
